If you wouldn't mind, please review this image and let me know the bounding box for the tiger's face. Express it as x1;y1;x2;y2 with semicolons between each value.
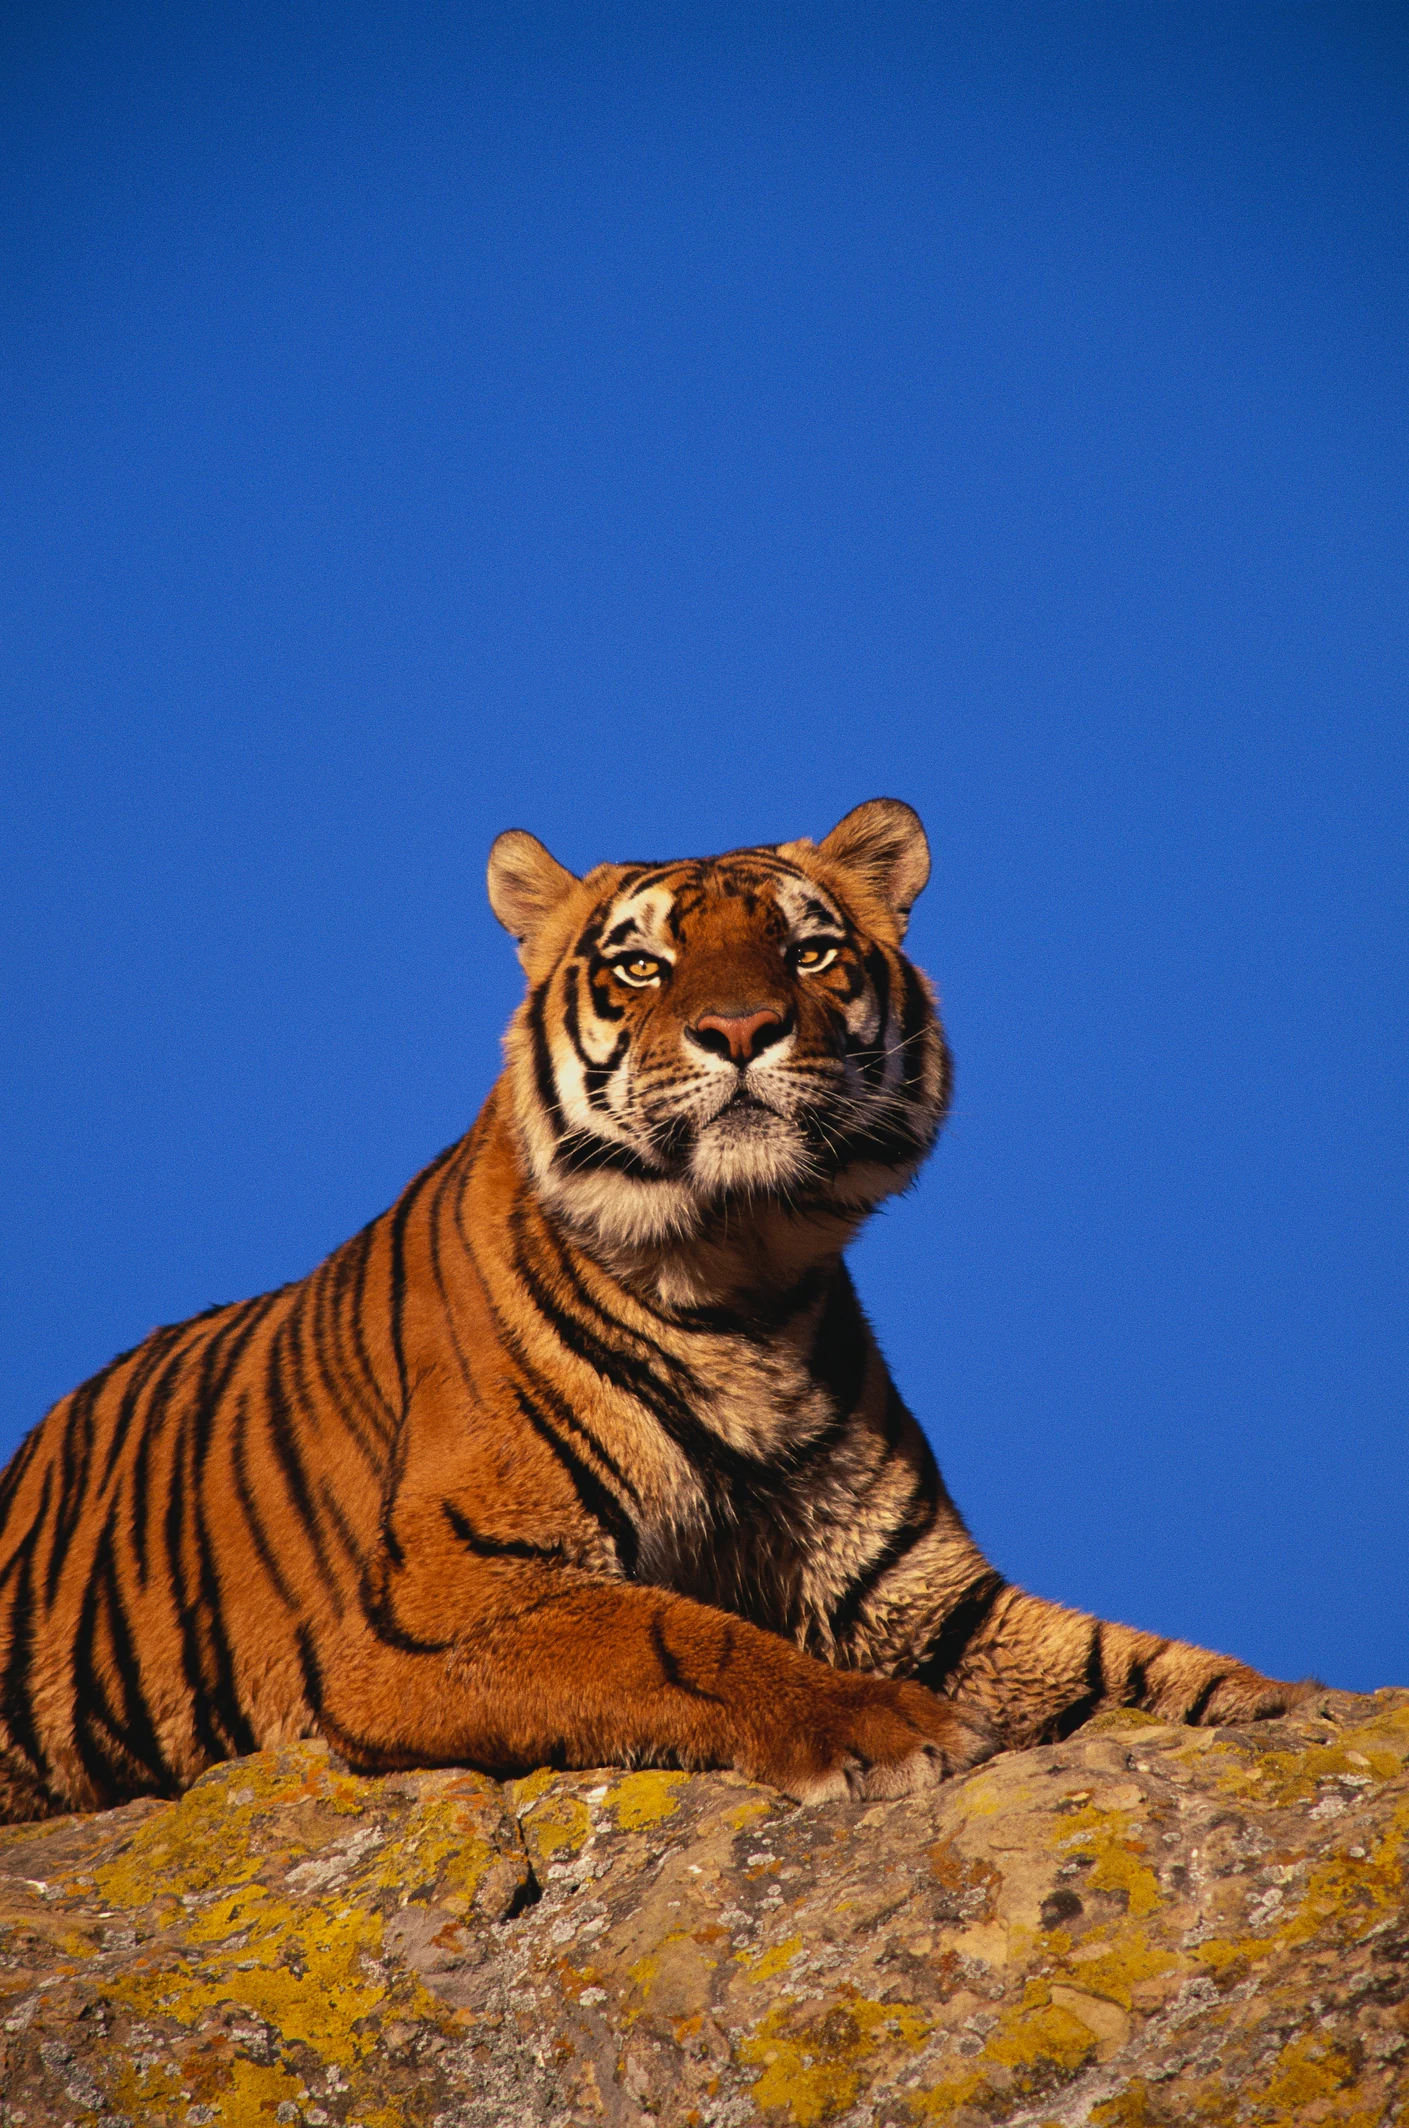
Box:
489;800;951;1252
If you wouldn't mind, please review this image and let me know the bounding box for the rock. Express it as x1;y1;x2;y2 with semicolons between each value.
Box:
0;1692;1405;2125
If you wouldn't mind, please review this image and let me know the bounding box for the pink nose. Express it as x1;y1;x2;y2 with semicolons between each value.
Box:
691;1008;786;1065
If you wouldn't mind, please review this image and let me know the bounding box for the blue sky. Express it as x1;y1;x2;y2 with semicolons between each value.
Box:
2;4;1405;1690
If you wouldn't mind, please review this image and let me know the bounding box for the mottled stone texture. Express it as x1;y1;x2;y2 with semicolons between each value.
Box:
0;1692;1405;2127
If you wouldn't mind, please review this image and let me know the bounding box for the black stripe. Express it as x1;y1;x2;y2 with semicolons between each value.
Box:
510;1225;758;1488
514;1200;809;1486
828;1468;940;1649
263;1325;340;1599
231;1392;299;1610
129;1317;229;1588
650;1609;726;1703
343;1220;401;1433
916;1572;1006;1694
854;948;893;1089
319;1476;370;1579
183;1477;260;1762
307;1266;385;1475
1184;1669;1230;1726
187;1291;285;1482
1123;1637;1169;1712
832;1116;933;1173
519;1205;706;1407
362;1586;453;1654
456;1216;645;1510
626;1261;824;1345
161;1423;200;1739
527;978;567;1134
296;1620;324;1717
0;1429;44;1555
807;1271;870;1436
596;916;646;955
897;961;933;1095
385;1142;459;1426
585;958;627;1025
70;1508;174;1801
513;1386;639;1576
553;1131;664;1183
442;1501;565;1562
44;1363;109;1608
564;970;631;1104
0;1466;56;1787
1047;1623;1108;1741
513;1202;703;1402
150;1287;274;1462
377;1372;413;1571
97;1321;192;1494
425;1162;487;1410
619;863;690;896
94;1506;176;1779
278;1294;347;1611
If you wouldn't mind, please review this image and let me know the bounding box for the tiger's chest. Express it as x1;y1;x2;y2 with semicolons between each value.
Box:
620;1341;875;1650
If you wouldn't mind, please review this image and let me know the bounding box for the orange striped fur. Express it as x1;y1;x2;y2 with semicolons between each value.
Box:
0;801;1306;1821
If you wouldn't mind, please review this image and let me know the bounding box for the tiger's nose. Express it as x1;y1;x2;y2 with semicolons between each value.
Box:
689;1008;788;1065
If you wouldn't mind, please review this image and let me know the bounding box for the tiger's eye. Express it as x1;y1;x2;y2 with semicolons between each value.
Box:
615;956;663;986
794;942;838;973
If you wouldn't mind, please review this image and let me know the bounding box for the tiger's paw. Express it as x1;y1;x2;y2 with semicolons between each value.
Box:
752;1674;997;1806
1191;1670;1320;1726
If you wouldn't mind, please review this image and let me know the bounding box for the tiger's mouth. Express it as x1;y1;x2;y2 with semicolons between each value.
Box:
718;1087;774;1115
666;1072;791;1135
687;1089;808;1199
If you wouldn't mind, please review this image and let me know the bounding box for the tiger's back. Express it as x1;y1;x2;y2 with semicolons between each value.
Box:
0;1201;405;1817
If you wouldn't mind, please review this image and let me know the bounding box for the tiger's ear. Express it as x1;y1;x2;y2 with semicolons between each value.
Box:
487;830;579;948
817;799;930;932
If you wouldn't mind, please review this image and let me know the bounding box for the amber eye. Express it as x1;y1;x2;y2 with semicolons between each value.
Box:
793;942;839;975
614;955;664;988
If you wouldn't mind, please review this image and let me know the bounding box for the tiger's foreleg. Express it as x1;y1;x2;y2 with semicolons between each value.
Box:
916;1574;1314;1747
836;1417;1310;1747
312;1561;994;1803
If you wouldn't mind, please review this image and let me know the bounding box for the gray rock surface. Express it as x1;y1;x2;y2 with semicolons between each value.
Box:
0;1690;1405;2125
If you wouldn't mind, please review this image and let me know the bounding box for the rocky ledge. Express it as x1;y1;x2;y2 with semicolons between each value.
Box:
0;1691;1405;2127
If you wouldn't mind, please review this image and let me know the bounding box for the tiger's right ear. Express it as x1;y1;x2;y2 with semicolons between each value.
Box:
486;830;579;949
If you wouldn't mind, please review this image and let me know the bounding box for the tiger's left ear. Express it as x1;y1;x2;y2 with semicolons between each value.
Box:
487;830;579;952
817;799;930;934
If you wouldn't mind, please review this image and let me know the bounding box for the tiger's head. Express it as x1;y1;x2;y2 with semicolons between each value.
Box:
488;800;952;1258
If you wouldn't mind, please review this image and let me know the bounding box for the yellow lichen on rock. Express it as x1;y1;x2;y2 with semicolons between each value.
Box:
114;1879;388;2063
605;1768;688;1831
1211;1706;1409;1808
1058;1923;1183;2011
739;1991;930;2125
980;1989;1100;2080
85;1742;349;1910
0;1695;1404;2124
518;1788;593;1861
1259;2031;1385;2128
1052;1797;1163;1919
738;1932;803;1983
102;2032;309;2126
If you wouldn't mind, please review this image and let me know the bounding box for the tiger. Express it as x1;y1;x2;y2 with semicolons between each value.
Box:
0;798;1308;1823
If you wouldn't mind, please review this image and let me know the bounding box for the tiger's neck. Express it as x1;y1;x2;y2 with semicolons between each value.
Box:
453;1085;877;1487
487;1078;866;1318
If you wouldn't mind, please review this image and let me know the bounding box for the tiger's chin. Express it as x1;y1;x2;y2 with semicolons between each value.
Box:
689;1104;811;1202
